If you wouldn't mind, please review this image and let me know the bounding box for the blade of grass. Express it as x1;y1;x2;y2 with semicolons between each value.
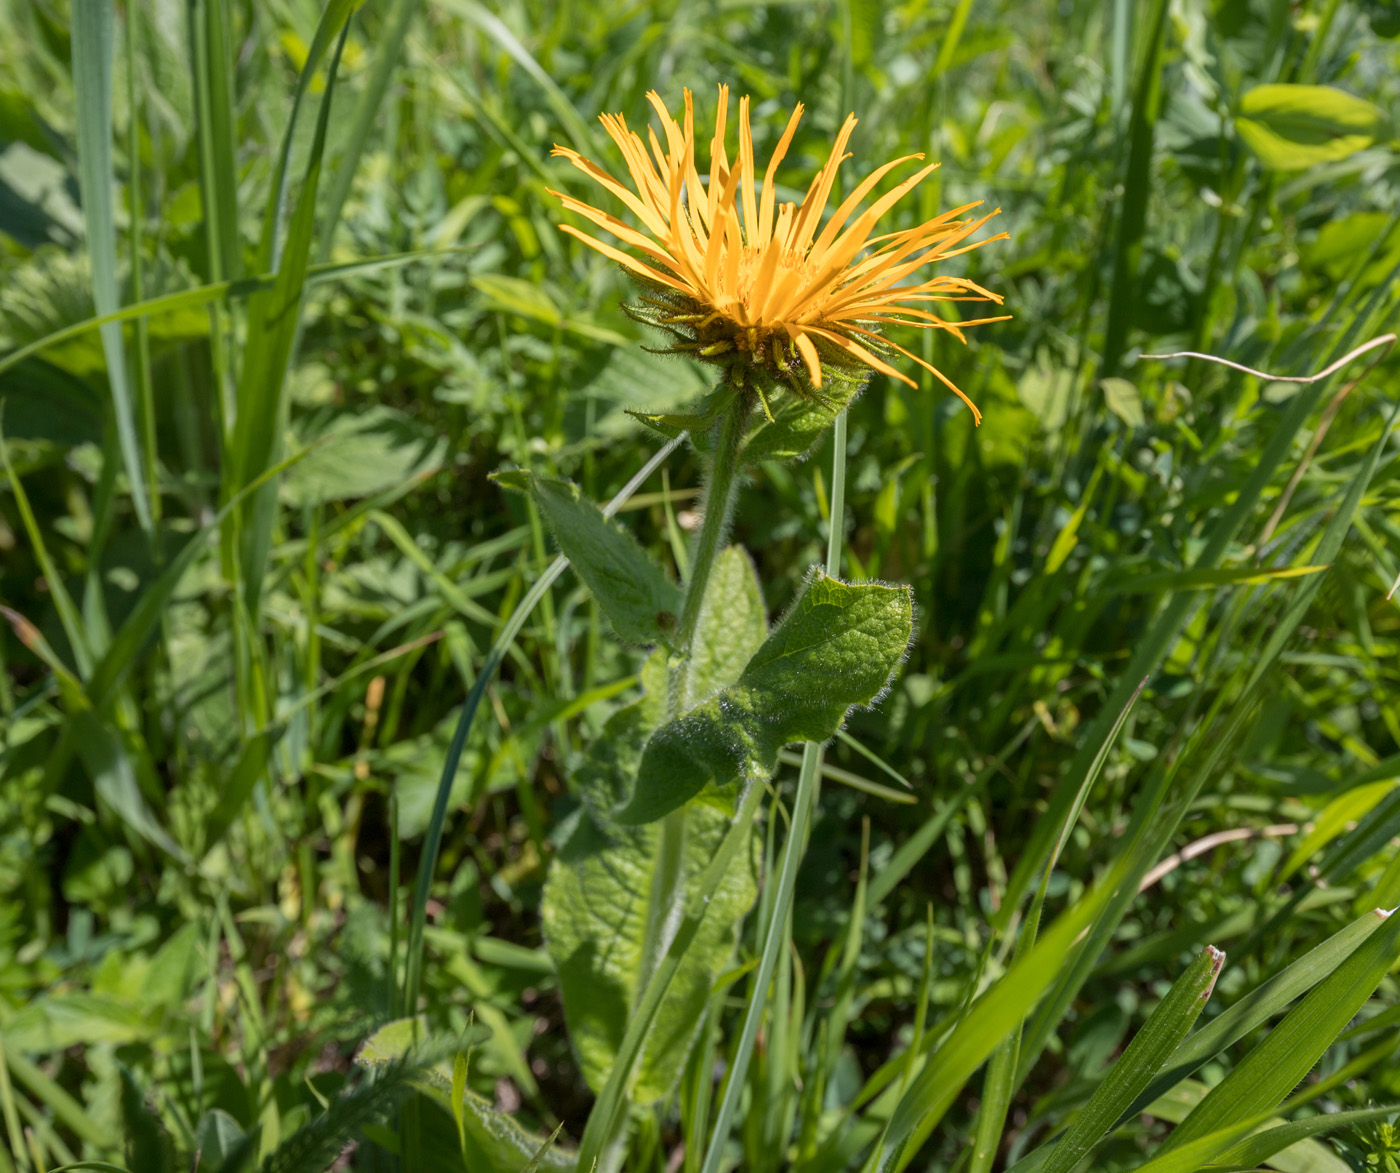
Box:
0;249;462;380
316;0;421;262
226;16;354;614
1157;906;1400;1154
1036;947;1223;1173
72;0;151;533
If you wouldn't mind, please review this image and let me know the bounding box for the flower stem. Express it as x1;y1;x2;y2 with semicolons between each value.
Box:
698;409;849;1173
677;393;751;648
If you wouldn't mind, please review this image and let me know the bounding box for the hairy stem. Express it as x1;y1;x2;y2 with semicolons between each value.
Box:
677;394;752;648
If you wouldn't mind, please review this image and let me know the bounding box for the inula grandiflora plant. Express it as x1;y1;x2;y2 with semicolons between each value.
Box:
368;83;1014;1167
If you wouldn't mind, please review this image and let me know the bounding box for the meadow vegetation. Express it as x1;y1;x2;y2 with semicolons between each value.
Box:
4;0;1400;1171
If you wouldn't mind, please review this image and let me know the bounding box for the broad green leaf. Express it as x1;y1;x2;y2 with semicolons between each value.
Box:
356;1019;575;1170
684;546;767;707
494;470;682;647
282;405;446;506
472;273;563;325
1040;947;1223;1173
1237;83;1390;170
1158;907;1400;1155
1100;377;1146;429
543;656;759;1104
619;569;913;824
3;992;154;1052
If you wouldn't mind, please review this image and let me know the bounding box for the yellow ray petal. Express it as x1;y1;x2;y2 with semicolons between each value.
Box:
737;95;759;247
758;103;804;247
789;113;858;252
789;327;823;387
558;224;691;294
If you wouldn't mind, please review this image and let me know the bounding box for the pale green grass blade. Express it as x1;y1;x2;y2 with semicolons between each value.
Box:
1129;1103;1400;1173
259;0;363;268
72;0;151;533
190;0;240;283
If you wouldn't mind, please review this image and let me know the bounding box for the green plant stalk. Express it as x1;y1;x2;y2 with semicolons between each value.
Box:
678;398;752;647
401;434;686;1016
698;409;849;1173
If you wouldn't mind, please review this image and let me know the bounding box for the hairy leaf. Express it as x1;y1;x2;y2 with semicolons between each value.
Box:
619;569;912;824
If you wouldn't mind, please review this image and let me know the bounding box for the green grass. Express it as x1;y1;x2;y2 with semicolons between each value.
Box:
4;1;1400;1171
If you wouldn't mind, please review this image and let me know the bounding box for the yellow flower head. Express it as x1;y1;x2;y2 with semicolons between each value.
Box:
551;86;1009;424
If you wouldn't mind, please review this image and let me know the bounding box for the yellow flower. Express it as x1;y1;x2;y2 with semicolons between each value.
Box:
551;86;1009;424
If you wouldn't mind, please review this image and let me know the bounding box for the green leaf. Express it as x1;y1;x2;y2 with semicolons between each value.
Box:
1100;377;1146;428
618;569;913;824
282;405;446;506
355;1020;575;1170
1098;909;1389;1139
1237;83;1390;170
1040;947;1223;1173
1158;907;1400;1155
683;546;767;707
542;669;759;1103
226;5;356;613
494;470;681;647
1216;1104;1400;1170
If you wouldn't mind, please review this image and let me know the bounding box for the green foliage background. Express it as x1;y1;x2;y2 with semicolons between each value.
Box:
4;0;1400;1169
